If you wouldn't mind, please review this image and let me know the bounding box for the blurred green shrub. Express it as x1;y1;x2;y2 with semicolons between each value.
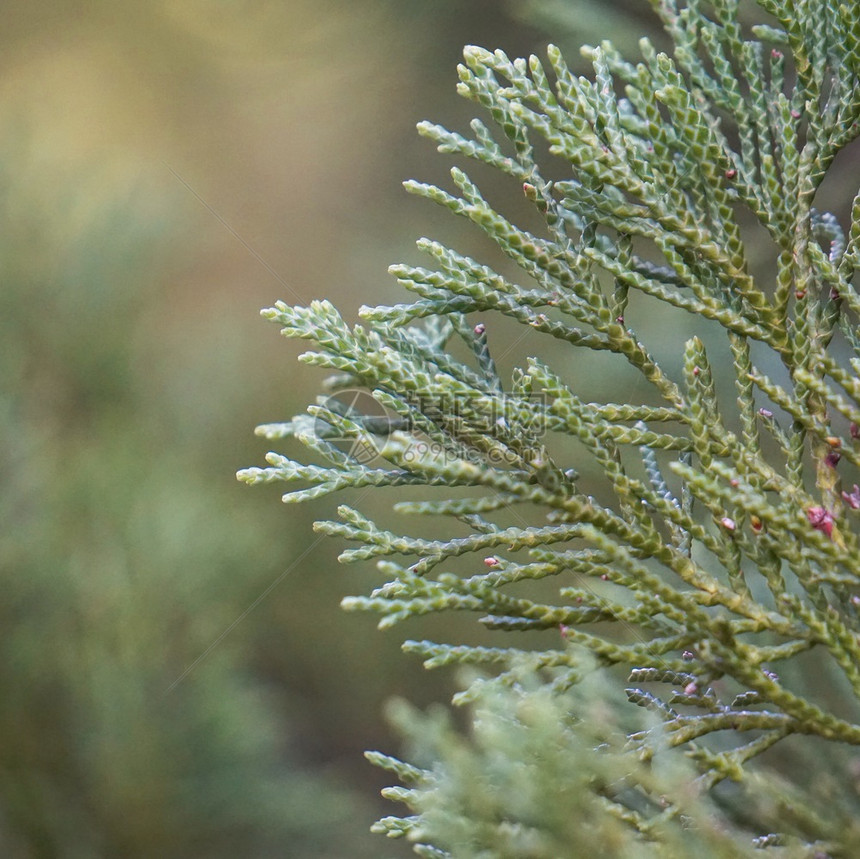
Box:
0;123;379;856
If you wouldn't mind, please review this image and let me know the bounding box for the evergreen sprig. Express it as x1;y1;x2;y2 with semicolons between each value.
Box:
240;0;860;853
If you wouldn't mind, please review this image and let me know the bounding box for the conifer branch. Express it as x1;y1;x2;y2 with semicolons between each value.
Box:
241;0;860;852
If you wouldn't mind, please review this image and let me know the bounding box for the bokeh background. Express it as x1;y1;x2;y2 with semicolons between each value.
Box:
0;2;755;856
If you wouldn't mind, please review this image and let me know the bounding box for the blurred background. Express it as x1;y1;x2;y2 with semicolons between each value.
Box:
0;2;676;856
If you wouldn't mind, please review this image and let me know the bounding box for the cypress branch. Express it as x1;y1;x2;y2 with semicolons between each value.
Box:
240;0;860;853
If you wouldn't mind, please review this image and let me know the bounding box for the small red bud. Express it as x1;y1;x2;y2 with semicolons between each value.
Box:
806;506;834;538
484;556;499;567
473;323;486;336
721;516;736;532
724;168;737;179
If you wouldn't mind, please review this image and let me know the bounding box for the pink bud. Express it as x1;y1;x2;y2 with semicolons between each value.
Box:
806;506;834;538
484;556;499;567
842;485;860;509
721;517;736;531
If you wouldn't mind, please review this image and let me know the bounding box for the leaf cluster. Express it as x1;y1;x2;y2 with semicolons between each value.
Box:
240;0;860;853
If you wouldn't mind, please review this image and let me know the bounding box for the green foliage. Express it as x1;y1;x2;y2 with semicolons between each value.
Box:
241;0;860;854
370;665;807;858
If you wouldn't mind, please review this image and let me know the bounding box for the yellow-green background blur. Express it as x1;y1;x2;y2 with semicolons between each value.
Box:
0;3;671;856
